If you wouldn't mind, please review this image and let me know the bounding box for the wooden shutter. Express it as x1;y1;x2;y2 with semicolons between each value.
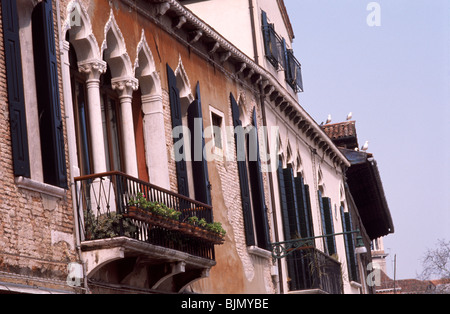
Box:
283;167;300;239
188;83;212;205
32;0;68;188
261;10;271;60
318;190;329;252
341;206;358;281
321;197;337;255
230;93;255;246
249;109;270;249
167;64;190;199
277;159;291;241
304;184;314;238
295;175;313;239
2;0;31;177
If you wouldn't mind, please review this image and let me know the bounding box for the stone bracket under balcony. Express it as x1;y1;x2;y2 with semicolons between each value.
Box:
81;237;216;293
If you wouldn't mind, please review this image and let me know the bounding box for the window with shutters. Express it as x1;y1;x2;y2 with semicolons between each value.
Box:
285;49;304;93
261;10;284;70
340;204;359;282
167;64;212;205
2;0;68;189
318;188;337;256
277;161;314;242
230;94;270;250
32;0;68;189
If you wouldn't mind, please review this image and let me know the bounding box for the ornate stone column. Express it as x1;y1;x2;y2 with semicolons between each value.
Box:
112;76;139;178
78;58;108;174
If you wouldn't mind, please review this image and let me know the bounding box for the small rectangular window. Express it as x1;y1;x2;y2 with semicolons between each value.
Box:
211;112;223;150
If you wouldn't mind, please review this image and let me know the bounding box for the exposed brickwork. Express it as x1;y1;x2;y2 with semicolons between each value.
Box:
0;0;77;293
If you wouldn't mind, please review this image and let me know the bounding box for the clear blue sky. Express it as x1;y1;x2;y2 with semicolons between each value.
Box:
284;0;450;280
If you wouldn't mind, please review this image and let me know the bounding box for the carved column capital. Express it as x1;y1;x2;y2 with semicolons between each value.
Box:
111;77;139;98
77;59;107;81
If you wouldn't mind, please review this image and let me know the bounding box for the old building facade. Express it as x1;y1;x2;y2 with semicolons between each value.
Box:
0;0;393;294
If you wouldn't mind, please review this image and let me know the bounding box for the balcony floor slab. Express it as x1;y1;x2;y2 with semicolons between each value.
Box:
81;236;216;278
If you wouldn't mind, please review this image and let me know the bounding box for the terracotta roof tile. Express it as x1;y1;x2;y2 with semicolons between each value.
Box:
321;121;357;140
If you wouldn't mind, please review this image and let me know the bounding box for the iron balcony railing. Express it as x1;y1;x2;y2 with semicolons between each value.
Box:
74;171;217;260
262;23;285;70
285;49;304;93
287;247;343;294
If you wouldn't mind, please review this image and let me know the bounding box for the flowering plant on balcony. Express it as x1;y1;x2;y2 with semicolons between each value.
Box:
188;216;226;238
127;193;226;242
128;193;182;221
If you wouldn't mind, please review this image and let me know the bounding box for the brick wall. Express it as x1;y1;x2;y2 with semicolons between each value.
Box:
0;0;78;293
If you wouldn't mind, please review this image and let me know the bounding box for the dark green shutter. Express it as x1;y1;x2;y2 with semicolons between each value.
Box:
318;190;329;253
230;93;255;246
32;0;68;188
188;83;212;206
248;109;270;249
304;184;314;238
2;0;30;177
283;167;300;239
281;38;289;76
295;175;313;239
261;10;271;60
167;64;189;199
277;159;290;241
321;196;337;255
278;160;297;289
341;206;358;281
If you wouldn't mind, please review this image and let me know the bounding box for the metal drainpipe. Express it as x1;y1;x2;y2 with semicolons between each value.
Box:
248;0;259;64
55;0;89;293
259;81;284;295
251;0;283;294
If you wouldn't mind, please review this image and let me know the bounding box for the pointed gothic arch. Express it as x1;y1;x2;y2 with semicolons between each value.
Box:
318;166;326;195
101;10;134;79
134;30;162;97
236;93;251;128
63;0;100;62
174;55;194;105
